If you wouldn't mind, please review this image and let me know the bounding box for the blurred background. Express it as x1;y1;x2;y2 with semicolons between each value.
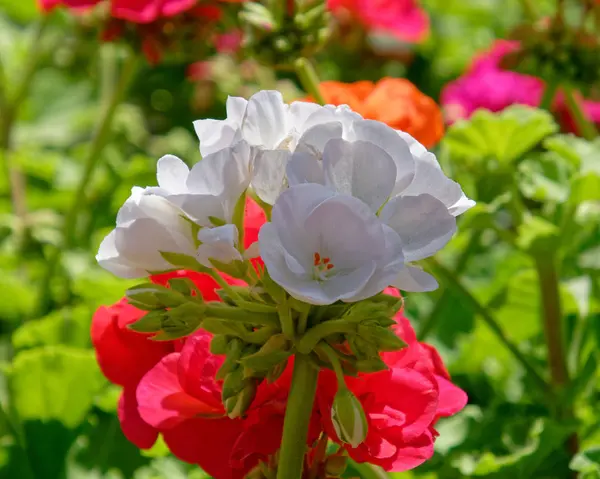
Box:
1;0;600;477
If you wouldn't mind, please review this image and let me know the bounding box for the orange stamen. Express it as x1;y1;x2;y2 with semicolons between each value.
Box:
314;252;321;265
326;264;334;270
323;257;330;264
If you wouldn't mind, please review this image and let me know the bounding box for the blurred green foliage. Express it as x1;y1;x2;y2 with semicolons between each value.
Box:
1;0;599;478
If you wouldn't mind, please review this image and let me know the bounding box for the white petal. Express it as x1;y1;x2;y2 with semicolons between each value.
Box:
193;119;241;157
96;230;147;278
288;101;322;129
302;104;362;134
322;139;396;212
251;149;290;205
397;131;429;159
241;91;288;148
226;96;248;122
392;266;439;292
156;155;189;193
187;141;251;196
295;122;343;156
322;261;376;302
381;194;456;262
243;241;261;259
400;159;475;217
304;194;385;269
352;120;415;195
346;225;405;301
286;152;325;186
114;219;182;272
196;224;242;267
169;193;226;227
270;183;336;264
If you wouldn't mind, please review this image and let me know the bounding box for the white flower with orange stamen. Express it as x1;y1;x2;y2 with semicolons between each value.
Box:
258;183;405;305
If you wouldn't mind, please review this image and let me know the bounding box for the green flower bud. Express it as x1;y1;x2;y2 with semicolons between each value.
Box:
126;283;168;310
355;358;388;373
324;454;348;476
357;324;406;352
225;379;258;419
222;368;245;401
210;335;231;355
331;388;368;449
216;338;244;380
128;310;164;333
240;334;291;374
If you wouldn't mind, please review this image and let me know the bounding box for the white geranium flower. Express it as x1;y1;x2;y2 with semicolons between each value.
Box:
97;143;252;278
96;189;196;278
258;183;405;305
193;90;361;204
285;120;475;292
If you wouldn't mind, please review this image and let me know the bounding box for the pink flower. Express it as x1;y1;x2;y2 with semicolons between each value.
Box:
317;297;467;472
440;40;544;123
135;330;299;478
111;0;197;23
328;0;429;43
553;92;600;136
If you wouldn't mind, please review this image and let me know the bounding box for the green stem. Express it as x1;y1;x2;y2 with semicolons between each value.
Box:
294;57;325;105
534;256;569;388
319;342;346;385
278;300;295;340
297;319;358;354
563;87;598;140
276;354;318;479
297;304;311;335
428;257;551;396
205;304;279;326
518;0;537;21
539;81;558;111
419;233;479;339
37;50;139;315
0;16;50;239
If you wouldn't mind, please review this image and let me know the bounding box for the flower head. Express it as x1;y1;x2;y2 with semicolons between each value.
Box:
317;309;467;472
259;183;405;305
96;143;252;277
441;40;544;123
327;0;429;43
306;78;445;148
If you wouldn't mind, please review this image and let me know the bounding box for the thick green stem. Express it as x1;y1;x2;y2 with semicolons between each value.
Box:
534;255;579;455
294;57;325;105
37;50;139;315
534;256;569;388
563;87;598;140
276;354;318;479
428;257;551;396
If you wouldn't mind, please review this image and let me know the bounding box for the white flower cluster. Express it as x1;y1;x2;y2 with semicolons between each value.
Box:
97;90;474;305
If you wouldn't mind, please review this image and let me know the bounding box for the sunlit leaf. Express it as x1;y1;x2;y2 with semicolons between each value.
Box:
443;106;558;166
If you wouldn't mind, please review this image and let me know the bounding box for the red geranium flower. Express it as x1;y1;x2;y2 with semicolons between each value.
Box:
317;295;467;472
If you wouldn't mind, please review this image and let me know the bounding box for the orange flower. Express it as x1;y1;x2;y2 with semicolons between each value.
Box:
307;78;444;148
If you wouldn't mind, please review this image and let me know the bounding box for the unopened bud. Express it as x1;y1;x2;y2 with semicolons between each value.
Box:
240;334;291;374
331;388;368;448
126;283;166;310
355;358;388;373
128;310;164;333
324;455;348;476
210;335;231;355
357;324;406;352
225;379;258;419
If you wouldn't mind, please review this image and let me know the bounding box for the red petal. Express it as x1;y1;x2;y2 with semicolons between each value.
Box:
118;387;158;449
91;299;172;387
163;417;248;479
137;353;222;429
435;375;468;418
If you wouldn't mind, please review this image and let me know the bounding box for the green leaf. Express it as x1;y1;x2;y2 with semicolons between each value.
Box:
570;447;600;475
7;346;106;428
516;215;560;255
443;106;558;166
517;152;573;203
12;305;92;352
